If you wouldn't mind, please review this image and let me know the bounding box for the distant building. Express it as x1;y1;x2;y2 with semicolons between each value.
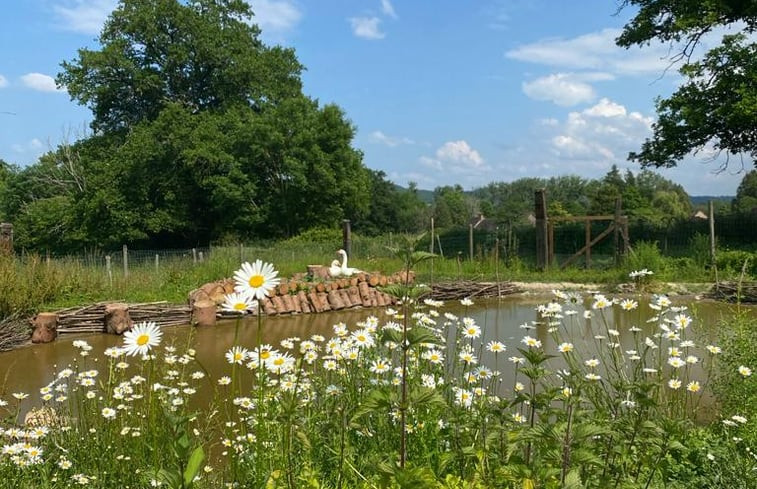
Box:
469;213;497;232
692;210;708;220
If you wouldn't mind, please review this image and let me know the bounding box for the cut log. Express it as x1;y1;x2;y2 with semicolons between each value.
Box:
31;313;58;343
347;286;361;307
271;295;286;314
297;291;311;313
104;303;132;334
327;290;345;310
192;300;216;327
308;292;323;313
262;298;277;316
316;292;332;311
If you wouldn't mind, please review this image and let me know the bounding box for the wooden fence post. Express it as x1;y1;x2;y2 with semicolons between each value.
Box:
106;255;113;287
613;197;622;267
709;200;718;286
192;248;197;265
585;220;592;269
430;217;435;253
342;219;352;257
0;223;12;254
534;189;549;271
155;254;159;272
469;224;474;261
122;245;128;278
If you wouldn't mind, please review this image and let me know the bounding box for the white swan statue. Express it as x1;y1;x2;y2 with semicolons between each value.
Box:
337;249;361;276
328;259;343;277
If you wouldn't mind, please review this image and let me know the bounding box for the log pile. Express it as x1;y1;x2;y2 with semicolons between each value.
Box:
427;281;521;301
709;281;757;303
56;301;190;333
215;271;411;317
0;314;30;352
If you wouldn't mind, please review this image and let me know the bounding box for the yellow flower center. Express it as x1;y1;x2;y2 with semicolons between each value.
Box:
136;334;150;346
248;275;264;288
274;358;284;366
234;353;243;361
261;350;271;360
233;303;246;311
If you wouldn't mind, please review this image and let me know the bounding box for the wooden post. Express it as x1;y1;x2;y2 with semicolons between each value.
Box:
547;221;554;266
155;254;159;273
342;219;351;257
585;220;591;269
534;189;549;271
709;200;718;285
0;223;12;254
430;217;435;253
199;251;204;262
106;255;113;287
469;223;474;261
192;248;197;265
122;244;128;278
613;197;622;267
495;237;501;297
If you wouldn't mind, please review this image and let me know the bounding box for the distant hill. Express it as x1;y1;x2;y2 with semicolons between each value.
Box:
393;184;434;204
690;195;733;205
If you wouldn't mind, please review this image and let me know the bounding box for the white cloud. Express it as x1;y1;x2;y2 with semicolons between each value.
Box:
53;0;117;35
415;140;491;189
369;130;414;147
436;140;485;168
506;28;674;76
522;73;598;106
12;138;45;155
547;98;653;164
381;0;397;19
349;16;385;40
0;75;7;88
20;73;65;93
249;0;303;36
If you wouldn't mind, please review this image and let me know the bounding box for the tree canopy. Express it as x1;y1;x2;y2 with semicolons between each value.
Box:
1;0;379;248
617;0;757;169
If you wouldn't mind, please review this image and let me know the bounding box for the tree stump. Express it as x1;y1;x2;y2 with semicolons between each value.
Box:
192;300;216;327
31;313;58;343
105;303;132;334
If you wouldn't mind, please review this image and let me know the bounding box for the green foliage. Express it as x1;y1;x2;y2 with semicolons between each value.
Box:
625;240;666;276
617;2;757;169
716;250;757;278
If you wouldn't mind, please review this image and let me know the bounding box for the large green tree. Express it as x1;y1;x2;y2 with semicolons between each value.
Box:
617;0;757;169
40;0;371;248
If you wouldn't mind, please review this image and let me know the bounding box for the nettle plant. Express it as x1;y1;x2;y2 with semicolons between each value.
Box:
0;263;753;489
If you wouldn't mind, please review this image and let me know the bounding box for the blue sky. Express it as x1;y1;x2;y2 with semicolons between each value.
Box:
0;0;751;195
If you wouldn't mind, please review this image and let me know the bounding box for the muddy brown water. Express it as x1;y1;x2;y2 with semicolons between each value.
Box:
0;295;752;419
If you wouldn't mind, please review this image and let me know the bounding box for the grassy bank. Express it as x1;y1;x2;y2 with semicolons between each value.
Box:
2;231;738;322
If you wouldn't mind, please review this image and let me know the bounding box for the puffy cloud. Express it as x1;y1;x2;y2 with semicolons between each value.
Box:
0;75;7;88
548;98;653;164
20;73;65;93
522;73;601;106
349;17;385;40
436;140;485;168
53;0;117;35
249;0;303;36
369;130;414;147
416;140;489;187
381;0;397;19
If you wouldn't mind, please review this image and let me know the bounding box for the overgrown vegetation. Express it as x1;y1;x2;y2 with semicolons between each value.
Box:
0;255;754;488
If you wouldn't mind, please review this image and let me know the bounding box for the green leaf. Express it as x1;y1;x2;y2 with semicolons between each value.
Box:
183;445;205;488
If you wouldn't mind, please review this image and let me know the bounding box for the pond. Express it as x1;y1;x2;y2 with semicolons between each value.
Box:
0;293;752;420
